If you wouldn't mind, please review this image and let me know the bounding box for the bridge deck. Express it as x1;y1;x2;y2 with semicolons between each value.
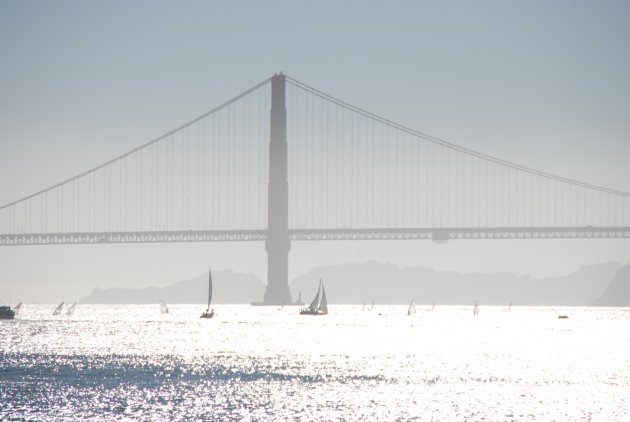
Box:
1;227;629;245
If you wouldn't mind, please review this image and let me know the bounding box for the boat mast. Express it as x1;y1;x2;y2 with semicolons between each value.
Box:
208;268;213;311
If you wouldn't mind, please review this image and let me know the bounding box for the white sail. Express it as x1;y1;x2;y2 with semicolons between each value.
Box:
66;302;77;316
408;300;416;315
160;300;169;314
14;302;22;316
53;302;64;315
307;281;321;312
200;268;215;318
318;283;328;314
473;301;479;316
299;279;329;315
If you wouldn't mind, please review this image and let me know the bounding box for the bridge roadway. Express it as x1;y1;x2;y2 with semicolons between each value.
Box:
1;226;629;246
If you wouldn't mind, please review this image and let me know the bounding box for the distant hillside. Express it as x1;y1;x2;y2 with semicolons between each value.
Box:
591;264;630;306
81;270;265;304
80;261;622;306
290;261;621;306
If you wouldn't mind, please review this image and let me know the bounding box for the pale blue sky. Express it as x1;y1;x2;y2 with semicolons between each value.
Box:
1;1;629;302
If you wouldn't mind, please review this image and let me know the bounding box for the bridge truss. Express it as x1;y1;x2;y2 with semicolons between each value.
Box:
2;226;629;246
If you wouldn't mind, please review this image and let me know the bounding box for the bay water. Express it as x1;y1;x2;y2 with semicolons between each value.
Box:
1;304;629;420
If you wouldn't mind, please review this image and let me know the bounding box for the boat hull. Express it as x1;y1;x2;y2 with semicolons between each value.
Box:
0;306;15;320
299;309;327;316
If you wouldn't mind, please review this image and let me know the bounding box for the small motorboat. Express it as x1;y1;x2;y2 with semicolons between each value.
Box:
0;305;16;320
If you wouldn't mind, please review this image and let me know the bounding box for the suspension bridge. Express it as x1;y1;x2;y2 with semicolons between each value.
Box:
1;73;629;304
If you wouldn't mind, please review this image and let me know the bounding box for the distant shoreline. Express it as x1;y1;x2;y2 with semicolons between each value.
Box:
72;261;629;307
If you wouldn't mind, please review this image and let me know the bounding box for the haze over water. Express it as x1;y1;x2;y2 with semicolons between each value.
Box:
2;304;628;420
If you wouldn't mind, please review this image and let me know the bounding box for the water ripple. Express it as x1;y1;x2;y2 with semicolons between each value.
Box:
1;304;629;420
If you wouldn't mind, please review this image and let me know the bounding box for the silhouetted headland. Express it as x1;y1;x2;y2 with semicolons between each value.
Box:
81;270;264;304
290;261;622;306
78;261;626;306
591;263;630;306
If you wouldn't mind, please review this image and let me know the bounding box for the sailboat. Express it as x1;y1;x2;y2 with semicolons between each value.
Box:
407;300;416;315
159;300;169;314
66;302;77;316
53;302;64;316
200;268;214;319
370;300;374;311
299;279;328;315
506;300;512;312
473;300;479;316
13;302;22;316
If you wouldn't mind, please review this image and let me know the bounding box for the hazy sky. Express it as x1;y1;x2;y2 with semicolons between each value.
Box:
1;1;629;303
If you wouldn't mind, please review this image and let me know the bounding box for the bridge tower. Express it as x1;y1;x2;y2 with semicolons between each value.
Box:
263;73;292;305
